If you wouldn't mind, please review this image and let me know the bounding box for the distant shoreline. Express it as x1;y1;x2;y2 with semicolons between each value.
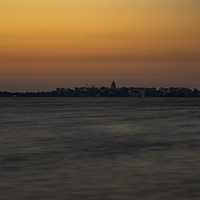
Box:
1;96;200;97
1;86;200;97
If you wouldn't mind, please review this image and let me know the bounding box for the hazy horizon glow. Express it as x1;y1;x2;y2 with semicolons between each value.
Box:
0;0;200;90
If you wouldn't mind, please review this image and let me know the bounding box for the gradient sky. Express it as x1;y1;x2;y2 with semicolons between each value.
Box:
0;0;200;90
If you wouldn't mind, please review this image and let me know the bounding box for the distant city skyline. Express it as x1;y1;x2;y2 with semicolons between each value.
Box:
1;81;200;97
2;78;200;91
0;0;200;90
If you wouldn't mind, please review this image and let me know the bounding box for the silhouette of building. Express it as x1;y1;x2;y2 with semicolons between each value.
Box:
0;82;200;97
111;80;117;89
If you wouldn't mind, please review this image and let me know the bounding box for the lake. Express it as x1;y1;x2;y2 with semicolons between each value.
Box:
0;98;200;200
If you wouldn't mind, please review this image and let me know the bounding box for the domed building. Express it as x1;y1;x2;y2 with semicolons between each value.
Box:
111;80;117;89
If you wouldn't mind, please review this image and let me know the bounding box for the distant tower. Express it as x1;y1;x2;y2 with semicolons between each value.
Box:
111;80;117;89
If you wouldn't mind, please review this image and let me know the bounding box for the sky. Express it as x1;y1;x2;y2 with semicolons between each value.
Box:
0;0;200;90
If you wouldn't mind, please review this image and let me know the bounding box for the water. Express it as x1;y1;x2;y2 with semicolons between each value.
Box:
0;97;200;200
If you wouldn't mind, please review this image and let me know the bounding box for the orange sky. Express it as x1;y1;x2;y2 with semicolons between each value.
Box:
0;0;200;90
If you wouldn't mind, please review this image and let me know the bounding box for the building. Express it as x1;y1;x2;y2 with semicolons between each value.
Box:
111;80;117;89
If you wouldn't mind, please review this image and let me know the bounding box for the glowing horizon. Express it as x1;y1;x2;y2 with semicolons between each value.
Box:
0;0;200;90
